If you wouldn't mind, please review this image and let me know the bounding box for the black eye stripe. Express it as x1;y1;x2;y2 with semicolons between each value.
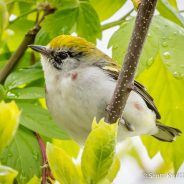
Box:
53;52;68;63
58;52;68;60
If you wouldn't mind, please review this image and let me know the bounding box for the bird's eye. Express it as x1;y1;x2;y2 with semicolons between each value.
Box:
58;52;68;60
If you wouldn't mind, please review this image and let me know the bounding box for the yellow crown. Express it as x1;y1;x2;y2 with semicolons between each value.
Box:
49;35;96;52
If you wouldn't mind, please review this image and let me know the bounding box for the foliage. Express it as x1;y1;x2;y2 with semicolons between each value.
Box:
0;0;184;183
47;119;119;184
109;9;184;173
0;101;20;183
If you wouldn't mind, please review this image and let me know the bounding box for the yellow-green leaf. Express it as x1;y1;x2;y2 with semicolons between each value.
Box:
27;175;41;184
81;119;118;184
106;156;120;182
46;143;82;184
0;101;20;153
131;0;141;9
168;0;178;8
157;0;184;27
0;1;8;40
0;165;18;184
90;0;126;21
137;54;184;172
53;139;80;158
109;16;184;78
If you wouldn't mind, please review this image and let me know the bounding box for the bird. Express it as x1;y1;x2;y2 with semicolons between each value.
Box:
29;35;181;144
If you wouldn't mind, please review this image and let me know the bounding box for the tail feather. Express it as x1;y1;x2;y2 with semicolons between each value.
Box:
152;122;182;142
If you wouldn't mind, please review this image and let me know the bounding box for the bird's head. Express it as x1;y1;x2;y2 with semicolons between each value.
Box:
29;35;107;73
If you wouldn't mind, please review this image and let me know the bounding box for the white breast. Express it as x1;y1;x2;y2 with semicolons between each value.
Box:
45;66;158;144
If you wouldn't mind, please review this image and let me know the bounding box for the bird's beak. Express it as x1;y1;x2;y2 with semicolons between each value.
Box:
28;45;49;56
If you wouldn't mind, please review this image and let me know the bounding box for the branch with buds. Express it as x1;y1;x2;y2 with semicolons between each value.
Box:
105;0;158;123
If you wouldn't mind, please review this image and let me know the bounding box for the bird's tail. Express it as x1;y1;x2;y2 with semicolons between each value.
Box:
152;121;182;142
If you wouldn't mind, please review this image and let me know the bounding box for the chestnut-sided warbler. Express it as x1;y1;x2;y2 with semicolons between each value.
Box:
29;35;181;144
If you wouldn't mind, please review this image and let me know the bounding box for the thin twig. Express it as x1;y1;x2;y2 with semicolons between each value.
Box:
105;0;158;123
35;133;47;184
101;8;134;30
0;4;55;83
9;8;37;25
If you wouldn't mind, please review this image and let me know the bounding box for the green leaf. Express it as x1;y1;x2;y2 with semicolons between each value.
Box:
81;119;117;184
35;28;51;45
0;101;20;153
7;87;44;100
137;54;184;172
46;143;82;184
42;8;78;38
109;16;184;77
90;0;126;21
0;126;42;183
7;18;34;51
53;139;80;158
0;84;7;100
168;0;178;9
4;68;43;89
0;1;8;40
0;165;18;184
18;103;69;139
157;0;184;27
158;18;184;78
48;0;79;9
77;1;101;42
42;1;101;42
109;17;159;75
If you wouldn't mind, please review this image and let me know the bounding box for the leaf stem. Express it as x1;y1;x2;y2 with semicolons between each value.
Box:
101;8;134;30
35;133;54;184
105;0;158;123
35;133;47;184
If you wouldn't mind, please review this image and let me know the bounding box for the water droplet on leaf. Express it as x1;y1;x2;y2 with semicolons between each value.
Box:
164;61;171;66
33;151;38;160
147;57;153;66
163;52;171;59
113;46;118;49
8;153;12;157
173;72;182;79
173;31;177;35
162;41;168;47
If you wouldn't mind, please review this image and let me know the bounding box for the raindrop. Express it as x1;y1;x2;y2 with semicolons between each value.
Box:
164;61;171;66
162;41;168;47
173;31;177;35
148;33;151;37
33;151;38;160
147;57;153;66
173;72;181;79
7;92;18;98
20;174;27;182
8;153;12;157
163;52;171;59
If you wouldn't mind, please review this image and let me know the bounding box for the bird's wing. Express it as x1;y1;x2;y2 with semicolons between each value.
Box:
93;60;161;119
133;81;161;119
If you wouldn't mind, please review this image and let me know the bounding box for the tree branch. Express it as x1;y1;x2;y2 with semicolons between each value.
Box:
105;0;158;123
0;3;55;84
